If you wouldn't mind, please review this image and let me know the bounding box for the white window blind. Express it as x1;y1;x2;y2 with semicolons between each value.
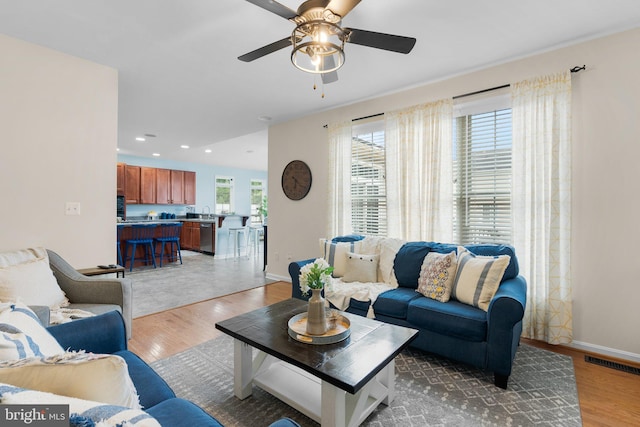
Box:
351;122;387;236
453;108;512;244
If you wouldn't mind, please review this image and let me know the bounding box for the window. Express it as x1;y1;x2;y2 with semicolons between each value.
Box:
250;179;266;224
453;108;512;244
215;176;234;214
351;121;387;236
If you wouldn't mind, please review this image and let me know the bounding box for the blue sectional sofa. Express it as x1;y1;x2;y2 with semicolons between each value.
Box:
289;237;527;389
47;311;299;427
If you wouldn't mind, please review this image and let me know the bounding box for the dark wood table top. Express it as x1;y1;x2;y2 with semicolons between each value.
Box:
215;298;418;394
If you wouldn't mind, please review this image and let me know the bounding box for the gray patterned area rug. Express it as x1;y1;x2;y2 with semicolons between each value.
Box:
150;335;581;426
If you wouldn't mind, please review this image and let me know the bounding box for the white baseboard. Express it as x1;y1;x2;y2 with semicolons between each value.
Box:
568;340;640;364
266;273;291;282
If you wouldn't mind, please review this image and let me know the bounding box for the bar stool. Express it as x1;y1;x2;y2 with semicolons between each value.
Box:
116;224;124;267
155;223;183;267
228;227;247;259
124;224;158;271
246;225;262;257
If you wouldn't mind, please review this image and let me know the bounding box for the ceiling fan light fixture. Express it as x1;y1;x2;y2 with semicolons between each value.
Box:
291;20;345;74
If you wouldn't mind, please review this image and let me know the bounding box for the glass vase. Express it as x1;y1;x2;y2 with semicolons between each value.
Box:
306;288;327;335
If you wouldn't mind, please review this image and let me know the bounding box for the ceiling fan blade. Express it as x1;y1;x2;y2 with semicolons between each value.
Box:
345;28;416;54
321;71;339;84
238;37;292;62
320;55;338;83
245;0;298;20
325;0;362;18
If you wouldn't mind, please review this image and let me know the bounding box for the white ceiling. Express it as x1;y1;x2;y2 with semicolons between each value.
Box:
2;0;640;171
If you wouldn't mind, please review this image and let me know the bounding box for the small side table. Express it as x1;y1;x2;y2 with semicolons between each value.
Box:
77;265;125;278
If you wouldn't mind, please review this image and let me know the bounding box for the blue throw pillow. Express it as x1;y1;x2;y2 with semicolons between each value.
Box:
393;242;431;288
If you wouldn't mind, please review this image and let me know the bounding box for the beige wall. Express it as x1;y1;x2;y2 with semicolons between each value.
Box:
0;35;118;267
267;28;640;360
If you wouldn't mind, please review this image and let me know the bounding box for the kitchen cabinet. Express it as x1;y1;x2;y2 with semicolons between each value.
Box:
180;221;200;250
124;165;141;204
170;170;184;204
184;171;196;205
119;163;196;205
116;163;125;196
155;168;171;204
140;167;156;204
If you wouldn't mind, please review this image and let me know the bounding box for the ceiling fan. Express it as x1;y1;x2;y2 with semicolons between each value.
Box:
238;0;417;84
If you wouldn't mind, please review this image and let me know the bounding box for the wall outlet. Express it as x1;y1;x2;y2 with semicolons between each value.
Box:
274;252;279;261
65;202;81;216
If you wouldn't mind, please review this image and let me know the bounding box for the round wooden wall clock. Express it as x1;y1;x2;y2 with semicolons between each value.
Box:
281;160;312;200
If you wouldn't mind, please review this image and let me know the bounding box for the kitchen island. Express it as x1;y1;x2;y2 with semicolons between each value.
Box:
118;214;252;268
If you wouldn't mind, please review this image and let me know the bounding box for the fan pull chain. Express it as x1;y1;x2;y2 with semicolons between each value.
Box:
312;76;325;99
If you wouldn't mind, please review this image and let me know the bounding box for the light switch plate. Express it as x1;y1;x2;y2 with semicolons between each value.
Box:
65;202;81;215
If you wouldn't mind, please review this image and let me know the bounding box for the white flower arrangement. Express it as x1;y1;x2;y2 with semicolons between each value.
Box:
299;258;334;296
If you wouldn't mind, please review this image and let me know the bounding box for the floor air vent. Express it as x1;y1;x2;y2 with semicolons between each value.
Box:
585;355;640;375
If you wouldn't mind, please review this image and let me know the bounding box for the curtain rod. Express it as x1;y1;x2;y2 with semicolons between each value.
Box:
323;65;586;127
453;65;586;100
323;112;384;128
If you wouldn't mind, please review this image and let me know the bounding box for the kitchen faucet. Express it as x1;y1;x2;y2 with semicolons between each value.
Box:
202;205;211;215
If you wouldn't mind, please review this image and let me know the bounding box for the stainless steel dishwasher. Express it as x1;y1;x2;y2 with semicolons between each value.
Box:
199;222;214;254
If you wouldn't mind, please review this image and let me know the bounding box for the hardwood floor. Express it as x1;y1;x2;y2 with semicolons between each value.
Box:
130;281;640;427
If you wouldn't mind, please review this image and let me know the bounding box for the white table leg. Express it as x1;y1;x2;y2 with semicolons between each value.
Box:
234;339;253;399
381;359;395;406
321;381;346;427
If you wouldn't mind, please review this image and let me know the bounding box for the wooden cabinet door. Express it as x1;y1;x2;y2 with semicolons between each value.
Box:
124;165;141;204
156;168;170;204
191;223;200;249
180;222;191;249
117;163;125;196
183;171;196;205
170;170;184;204
140;167;156;204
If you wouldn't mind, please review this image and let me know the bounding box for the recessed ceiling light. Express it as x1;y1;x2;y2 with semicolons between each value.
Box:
246;150;254;154
180;145;189;149
116;147;120;151
205;149;212;153
135;137;146;142
258;115;272;122
152;153;160;157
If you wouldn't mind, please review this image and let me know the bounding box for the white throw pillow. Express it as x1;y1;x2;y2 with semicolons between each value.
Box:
342;253;379;283
417;251;457;302
319;239;363;277
0;249;69;308
0;352;141;409
0;302;64;359
0;383;159;427
451;247;510;311
378;238;405;286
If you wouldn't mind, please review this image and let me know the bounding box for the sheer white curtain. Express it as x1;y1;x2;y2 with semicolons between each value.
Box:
326;121;353;238
385;99;454;242
511;71;573;344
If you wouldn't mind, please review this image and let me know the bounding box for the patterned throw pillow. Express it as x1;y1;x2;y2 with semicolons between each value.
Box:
0;302;64;360
0;383;159;427
319;239;363;277
451;246;510;311
342;252;379;283
416;251;457;302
